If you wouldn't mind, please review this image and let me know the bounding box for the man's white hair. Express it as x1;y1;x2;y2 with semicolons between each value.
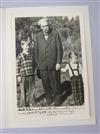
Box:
38;18;48;26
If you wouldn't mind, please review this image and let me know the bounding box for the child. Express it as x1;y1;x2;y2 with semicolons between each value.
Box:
16;36;35;107
61;50;84;105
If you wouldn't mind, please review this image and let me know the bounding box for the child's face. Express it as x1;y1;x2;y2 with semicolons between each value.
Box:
70;52;77;61
21;41;29;53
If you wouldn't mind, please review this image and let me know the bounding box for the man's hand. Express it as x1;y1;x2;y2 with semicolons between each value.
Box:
17;76;22;83
56;64;61;70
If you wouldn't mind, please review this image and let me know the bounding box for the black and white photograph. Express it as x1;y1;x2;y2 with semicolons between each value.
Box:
2;6;95;128
16;16;84;108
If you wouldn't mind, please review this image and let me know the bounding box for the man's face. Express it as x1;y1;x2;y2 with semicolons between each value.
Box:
40;21;49;34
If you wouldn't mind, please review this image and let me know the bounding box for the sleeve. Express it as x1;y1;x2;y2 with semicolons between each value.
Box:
79;63;83;75
34;34;38;65
16;56;21;76
32;47;36;73
61;64;69;72
56;31;63;64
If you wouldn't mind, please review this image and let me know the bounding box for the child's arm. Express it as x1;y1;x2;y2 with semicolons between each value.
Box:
16;56;22;83
61;64;69;72
79;63;83;77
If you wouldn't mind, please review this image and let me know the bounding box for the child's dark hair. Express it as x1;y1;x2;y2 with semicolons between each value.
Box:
20;36;30;53
21;36;28;42
21;35;30;46
68;50;78;59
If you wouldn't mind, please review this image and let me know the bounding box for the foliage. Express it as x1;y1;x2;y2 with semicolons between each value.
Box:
15;16;81;58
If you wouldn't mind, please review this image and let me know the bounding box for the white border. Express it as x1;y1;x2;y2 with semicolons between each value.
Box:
2;6;95;128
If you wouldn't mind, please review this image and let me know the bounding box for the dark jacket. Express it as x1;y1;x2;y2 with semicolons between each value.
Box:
34;29;63;70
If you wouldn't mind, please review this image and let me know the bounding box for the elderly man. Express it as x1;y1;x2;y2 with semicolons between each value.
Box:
34;18;63;106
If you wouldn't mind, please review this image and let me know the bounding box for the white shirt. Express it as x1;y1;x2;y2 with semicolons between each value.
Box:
61;62;82;77
44;35;48;40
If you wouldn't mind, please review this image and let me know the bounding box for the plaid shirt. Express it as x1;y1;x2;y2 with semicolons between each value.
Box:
16;52;34;77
